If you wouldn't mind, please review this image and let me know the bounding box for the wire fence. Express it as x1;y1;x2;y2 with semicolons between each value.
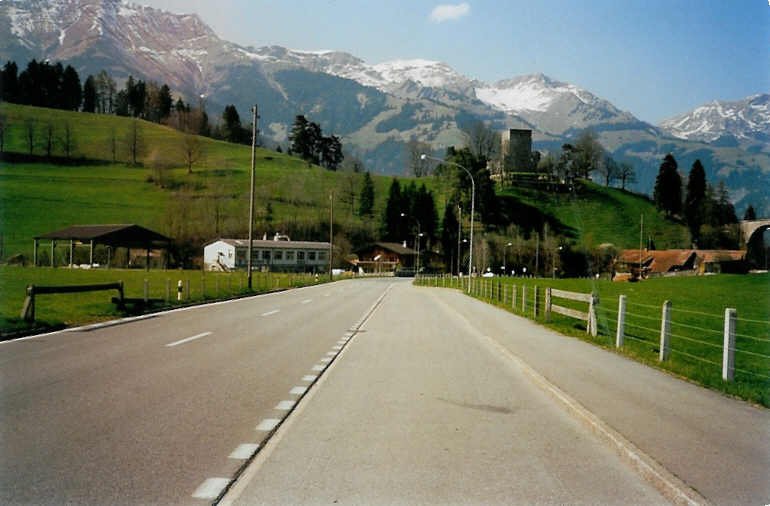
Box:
415;274;770;400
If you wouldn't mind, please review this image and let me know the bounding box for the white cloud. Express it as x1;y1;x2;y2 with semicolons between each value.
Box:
429;3;471;23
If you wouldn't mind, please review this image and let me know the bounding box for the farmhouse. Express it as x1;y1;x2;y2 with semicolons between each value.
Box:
615;249;747;280
350;242;417;274
203;234;330;272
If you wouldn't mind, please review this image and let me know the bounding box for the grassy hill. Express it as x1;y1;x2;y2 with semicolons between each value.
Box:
0;103;398;262
499;183;690;250
0;103;690;266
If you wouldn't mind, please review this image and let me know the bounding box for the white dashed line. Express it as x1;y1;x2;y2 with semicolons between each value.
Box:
192;477;231;500
332;345;343;351
301;299;312;304
325;351;337;357
311;364;325;372
165;332;212;348
228;443;260;460
256;418;281;431
320;357;333;364
275;400;296;411
261;309;280;317
289;386;308;395
302;375;318;382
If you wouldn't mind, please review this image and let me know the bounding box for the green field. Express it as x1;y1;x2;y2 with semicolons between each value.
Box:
500;183;690;249
417;274;770;407
0;103;398;261
0;265;331;335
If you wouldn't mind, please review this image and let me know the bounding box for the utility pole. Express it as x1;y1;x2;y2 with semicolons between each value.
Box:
329;191;334;281
457;205;462;275
247;105;259;291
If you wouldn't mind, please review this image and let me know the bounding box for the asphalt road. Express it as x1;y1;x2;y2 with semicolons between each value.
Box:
0;278;394;505
223;281;668;505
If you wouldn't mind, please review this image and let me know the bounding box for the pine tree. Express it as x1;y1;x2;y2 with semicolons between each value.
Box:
441;200;459;273
653;154;682;217
82;75;97;113
61;65;82;111
381;178;404;242
1;61;20;102
684;159;707;242
358;172;375;217
744;205;757;221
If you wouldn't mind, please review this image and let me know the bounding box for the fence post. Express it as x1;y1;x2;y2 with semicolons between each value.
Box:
545;287;552;322
659;300;672;361
533;286;539;318
503;285;507;306
21;285;36;322
588;293;599;337
512;284;517;310
143;279;149;303
722;308;736;381
616;295;626;348
185;279;190;301
522;286;527;314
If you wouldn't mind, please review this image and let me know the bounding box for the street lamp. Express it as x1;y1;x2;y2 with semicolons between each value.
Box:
401;212;422;275
421;154;475;293
504;242;512;276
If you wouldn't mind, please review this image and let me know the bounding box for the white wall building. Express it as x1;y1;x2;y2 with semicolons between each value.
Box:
203;234;331;272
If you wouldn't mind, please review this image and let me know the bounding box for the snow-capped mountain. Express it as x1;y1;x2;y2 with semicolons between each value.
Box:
1;0;768;213
659;94;770;144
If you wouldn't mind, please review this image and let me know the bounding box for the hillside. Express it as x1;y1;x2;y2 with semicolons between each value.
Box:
0;104;692;269
499;183;690;250
0;103;396;263
1;0;767;216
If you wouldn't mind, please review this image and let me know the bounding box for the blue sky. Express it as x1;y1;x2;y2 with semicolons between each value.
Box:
142;0;769;124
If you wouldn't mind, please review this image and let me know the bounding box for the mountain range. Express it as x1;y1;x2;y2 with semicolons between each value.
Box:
1;0;768;215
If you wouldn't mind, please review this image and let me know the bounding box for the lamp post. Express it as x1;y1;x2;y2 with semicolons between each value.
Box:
422;154;475;293
504;242;512;276
400;213;421;275
457;205;462;275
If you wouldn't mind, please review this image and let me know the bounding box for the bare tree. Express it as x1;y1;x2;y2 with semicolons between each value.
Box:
125;119;145;165
0;113;6;153
180;133;203;174
24;117;36;155
618;162;636;190
405;138;432;177
596;154;620;187
43;121;55;158
61;121;76;159
463;120;499;161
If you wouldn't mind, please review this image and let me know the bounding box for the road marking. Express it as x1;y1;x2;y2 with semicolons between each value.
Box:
275;400;296;411
332;345;343;351
165;332;212;348
289;386;308;395
192;477;231;500
261;309;280;317
311;364;325;372
301;299;312;304
228;443;260;460
302;374;318;382
320;357;333;364
325;351;337;357
256;418;280;431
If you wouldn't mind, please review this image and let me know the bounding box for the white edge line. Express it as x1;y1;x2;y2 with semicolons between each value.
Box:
256;418;280;431
228;443;260;460
261;309;280;317
302;375;318;381
192;477;231;500
165;332;212;348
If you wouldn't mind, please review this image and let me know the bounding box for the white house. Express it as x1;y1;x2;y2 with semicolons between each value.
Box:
203;234;331;272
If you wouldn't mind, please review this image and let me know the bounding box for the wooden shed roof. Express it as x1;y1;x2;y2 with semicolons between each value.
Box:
36;224;171;247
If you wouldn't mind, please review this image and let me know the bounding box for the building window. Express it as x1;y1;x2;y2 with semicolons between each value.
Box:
262;250;271;261
318;251;328;261
308;251;316;261
285;251;295;261
274;250;284;261
297;251;305;261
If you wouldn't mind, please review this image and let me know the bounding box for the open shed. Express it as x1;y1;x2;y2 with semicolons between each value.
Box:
34;224;172;269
